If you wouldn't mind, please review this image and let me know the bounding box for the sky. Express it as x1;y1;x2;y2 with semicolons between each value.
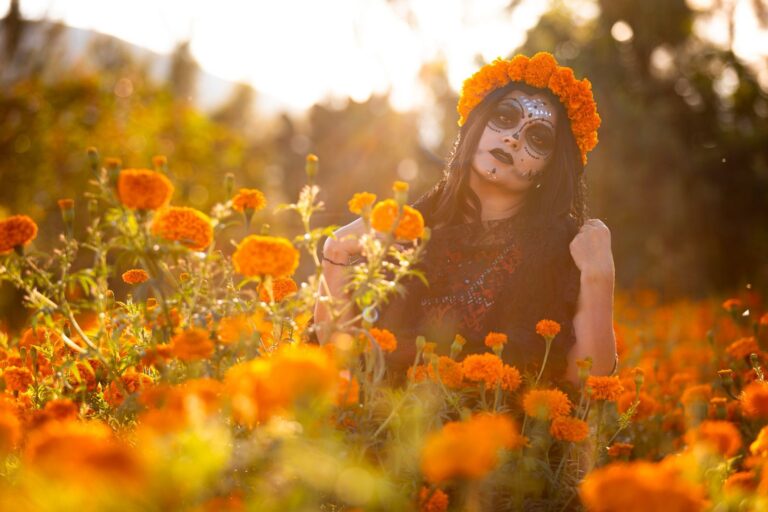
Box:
3;0;767;112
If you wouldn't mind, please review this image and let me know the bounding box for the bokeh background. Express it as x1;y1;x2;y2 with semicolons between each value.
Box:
1;0;767;317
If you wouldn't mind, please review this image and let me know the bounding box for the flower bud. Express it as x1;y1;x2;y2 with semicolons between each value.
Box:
58;199;75;238
152;155;168;172
224;173;235;198
305;154;318;182
450;334;466;360
86;147;100;174
392;180;409;205
415;335;426;351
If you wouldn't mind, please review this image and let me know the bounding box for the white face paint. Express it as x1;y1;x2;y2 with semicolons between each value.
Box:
472;90;558;188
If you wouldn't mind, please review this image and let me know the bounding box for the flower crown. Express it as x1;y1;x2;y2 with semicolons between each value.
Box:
457;52;600;165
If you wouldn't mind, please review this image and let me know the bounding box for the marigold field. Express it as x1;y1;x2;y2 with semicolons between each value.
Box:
1;151;767;511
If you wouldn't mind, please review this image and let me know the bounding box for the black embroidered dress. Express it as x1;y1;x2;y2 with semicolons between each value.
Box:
378;189;581;382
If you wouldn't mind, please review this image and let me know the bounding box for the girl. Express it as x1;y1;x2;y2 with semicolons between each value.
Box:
316;52;617;384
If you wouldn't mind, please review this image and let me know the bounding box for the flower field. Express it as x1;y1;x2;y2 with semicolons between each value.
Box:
1;151;767;511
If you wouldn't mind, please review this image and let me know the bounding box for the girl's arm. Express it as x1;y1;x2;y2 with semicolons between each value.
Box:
565;219;618;382
313;218;366;344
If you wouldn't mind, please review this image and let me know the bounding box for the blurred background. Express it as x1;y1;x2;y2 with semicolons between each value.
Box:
1;0;767;308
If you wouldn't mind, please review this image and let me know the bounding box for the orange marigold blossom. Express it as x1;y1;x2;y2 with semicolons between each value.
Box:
0;215;38;253
726;337;759;359
684;420;742;457
370;199;425;240
367;327;398;353
224;344;338;425
25;419;144;486
0;400;21;454
461;353;504;389
418;487;449;512
18;326;61;350
232;235;300;278
151;206;213;251
741;381;768;419
722;298;743;312
579;459;707;512
117;168;174;210
257;276;298;303
457;52;600;165
426;356;464;389
57;198;74;210
484;331;508;349
724;471;757;493
122;268;149;284
104;369;153;408
535;319;561;339
336;370;360;407
523;388;572;420
586;375;624;401
550;416;589;442
2;366;33;392
681;384;712;405
171;328;215;362
420;414;524;484
501;365;522;392
232;188;267;213
618;391;658;420
347;192;377;215
607;442;634;458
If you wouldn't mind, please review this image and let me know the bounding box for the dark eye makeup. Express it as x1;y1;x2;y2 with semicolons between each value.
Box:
488;104;522;130
526;124;555;155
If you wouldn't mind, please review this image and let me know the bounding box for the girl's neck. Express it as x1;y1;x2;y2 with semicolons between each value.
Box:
468;170;528;221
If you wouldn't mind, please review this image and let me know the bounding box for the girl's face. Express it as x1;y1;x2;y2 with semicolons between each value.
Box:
471;90;558;189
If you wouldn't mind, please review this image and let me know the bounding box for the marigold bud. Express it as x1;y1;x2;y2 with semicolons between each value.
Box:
305;153;319;181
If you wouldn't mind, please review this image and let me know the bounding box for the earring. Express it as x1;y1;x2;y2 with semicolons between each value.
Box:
486;167;497;180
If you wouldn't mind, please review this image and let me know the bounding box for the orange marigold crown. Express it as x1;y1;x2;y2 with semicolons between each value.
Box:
457;52;601;165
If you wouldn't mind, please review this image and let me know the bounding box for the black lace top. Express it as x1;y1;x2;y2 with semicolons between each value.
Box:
378;186;581;381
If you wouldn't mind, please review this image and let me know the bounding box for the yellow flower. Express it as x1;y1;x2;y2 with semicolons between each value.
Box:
117;168;174;210
347;192;377;215
232;188;267;212
522;388;572;420
171;328;215;362
232;235;300;278
550;416;589;442
121;268;149;284
151;206;213;251
0;215;38;253
370;199;425;240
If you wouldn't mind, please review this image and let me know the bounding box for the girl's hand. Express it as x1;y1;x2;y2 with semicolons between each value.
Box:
569;218;615;280
323;218;367;264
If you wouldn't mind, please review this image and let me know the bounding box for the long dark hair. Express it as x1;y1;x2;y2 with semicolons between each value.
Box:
424;82;588;230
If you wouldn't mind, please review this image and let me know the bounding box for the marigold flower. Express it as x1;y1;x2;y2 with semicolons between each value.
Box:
0;400;21;454
370;199;425;240
18;326;61;350
724;471;757;493
607;442;634;458
122;268;150;285
684;420;742;457
741;381;768;419
140;343;173;367
550;416;589;442
535;319;561;339
726;337;759;359
501;365;522;392
680;384;712;406
117;168;174;210
420;414;524;484
151;206;213;251
586;375;624;401
258;277;299;302
336;370;360;407
750;426;768;456
24;419;143;486
722;298;743;313
2;366;33;392
0;215;38;253
579;460;707;512
347;192;377;215
368;327;398;353
484;331;508;349
418;487;449;512
462;353;504;389
43;398;78;420
104;369;153;408
232;235;300;278
232;188;267;213
427;356;464;389
57;198;74;210
618;391;658;420
523;388;572;420
171;328;215;362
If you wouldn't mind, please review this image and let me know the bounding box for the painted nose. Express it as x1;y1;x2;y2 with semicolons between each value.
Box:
502;135;520;150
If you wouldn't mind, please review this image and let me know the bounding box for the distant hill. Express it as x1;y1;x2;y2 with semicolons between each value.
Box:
0;16;286;116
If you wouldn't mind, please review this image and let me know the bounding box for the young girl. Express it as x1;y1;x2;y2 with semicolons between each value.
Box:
316;52;617;384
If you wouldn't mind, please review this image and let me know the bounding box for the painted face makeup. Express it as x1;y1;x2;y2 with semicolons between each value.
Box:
472;90;558;186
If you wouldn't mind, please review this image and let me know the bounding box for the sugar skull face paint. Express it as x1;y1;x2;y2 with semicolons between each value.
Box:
472;90;558;188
